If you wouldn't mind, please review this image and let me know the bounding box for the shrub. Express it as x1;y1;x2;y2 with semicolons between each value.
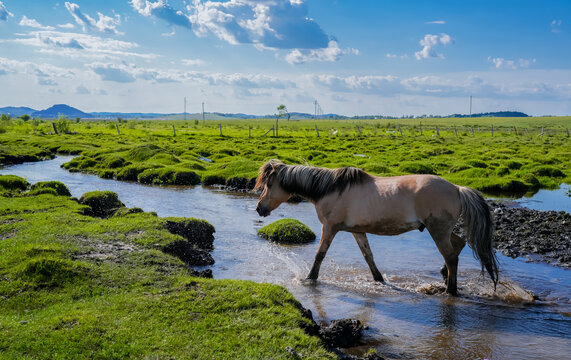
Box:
30;181;71;196
79;191;124;217
0;175;29;190
258;219;316;244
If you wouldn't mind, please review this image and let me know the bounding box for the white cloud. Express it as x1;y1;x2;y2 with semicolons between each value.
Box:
19;16;55;30
0;1;12;21
57;23;76;29
414;33;453;60
4;30;157;60
181;58;205;66
285;40;358;64
89;63;137;83
487;56;536;70
132;0;352;63
551;19;562;33
426;20;446;24
65;2;122;34
385;53;397;59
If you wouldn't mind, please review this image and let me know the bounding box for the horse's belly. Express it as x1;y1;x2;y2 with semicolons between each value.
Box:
343;220;421;236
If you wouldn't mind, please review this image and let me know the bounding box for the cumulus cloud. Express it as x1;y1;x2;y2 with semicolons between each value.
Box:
65;2;122;34
311;74;402;95
19;16;55;30
414;33;453;60
131;0;192;28
0;1;12;21
488;56;536;70
285;40;358;64
551;19;562;33
132;0;354;63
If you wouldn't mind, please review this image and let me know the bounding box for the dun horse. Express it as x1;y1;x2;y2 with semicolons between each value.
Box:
254;160;498;296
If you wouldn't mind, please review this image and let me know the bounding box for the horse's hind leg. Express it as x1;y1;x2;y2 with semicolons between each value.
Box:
352;232;384;282
428;225;461;296
440;233;466;282
307;226;337;281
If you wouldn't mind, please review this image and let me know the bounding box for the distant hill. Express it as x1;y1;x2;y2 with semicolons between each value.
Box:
0;106;38;117
448;111;529;118
31;104;93;119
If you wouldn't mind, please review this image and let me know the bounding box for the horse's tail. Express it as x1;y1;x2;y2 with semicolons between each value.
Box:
458;186;499;287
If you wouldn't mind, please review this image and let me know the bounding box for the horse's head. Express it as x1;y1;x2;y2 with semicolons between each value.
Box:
254;159;290;217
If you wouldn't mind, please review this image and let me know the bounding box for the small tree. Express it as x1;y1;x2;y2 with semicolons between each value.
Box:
20;114;31;121
55;115;71;134
277;104;290;120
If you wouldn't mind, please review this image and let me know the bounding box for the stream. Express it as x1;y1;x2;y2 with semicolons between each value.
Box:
1;156;570;359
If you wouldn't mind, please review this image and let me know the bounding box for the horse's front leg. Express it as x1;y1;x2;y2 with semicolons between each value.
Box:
307;225;337;281
352;232;384;282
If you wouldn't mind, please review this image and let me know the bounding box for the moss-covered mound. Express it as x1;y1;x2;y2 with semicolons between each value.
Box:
258;219;316;244
0;174;29;191
164;218;215;250
79;190;124;217
30;181;71;196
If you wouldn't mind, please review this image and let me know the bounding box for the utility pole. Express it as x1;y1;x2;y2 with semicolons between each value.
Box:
184;97;187;121
202;102;205;124
314;100;318;120
469;95;472;117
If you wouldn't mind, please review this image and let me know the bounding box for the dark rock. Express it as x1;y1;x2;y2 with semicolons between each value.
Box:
319;319;363;348
162;240;214;266
164;218;215;250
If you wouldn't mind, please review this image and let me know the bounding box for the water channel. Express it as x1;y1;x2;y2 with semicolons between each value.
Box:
1;156;569;359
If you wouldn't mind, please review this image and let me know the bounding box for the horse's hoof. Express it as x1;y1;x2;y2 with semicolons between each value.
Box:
446;289;459;297
301;278;317;286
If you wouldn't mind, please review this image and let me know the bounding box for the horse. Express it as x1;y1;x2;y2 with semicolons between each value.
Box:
254;159;498;296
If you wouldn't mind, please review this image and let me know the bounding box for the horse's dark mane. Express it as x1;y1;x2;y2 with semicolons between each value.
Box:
255;160;373;202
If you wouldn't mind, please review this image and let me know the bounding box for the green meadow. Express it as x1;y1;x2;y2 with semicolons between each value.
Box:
0;178;333;359
1;116;569;195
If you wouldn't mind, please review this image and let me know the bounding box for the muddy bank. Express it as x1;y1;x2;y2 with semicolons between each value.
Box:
488;201;570;267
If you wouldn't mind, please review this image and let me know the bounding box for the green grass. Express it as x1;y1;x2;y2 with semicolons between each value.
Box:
258;219;316;244
0;117;569;195
0;182;334;359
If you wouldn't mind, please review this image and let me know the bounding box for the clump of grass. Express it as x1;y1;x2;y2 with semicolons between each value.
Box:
0;174;29;191
79;191;124;217
30;181;71;196
258;219;316;244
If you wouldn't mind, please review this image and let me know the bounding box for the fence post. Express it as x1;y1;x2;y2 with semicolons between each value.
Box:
172;124;176;137
513;126;518;136
248;126;251;138
116;123;120;135
52;122;58;134
567;128;570;138
315;124;320;137
398;125;402;136
219;123;222;136
276;118;279;137
541;127;544;136
272;125;275;137
356;125;362;135
491;124;494;137
470;127;474;137
454;126;457;137
420;122;422;135
436;125;440;136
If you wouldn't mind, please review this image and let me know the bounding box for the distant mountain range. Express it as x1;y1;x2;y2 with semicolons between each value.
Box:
0;104;530;120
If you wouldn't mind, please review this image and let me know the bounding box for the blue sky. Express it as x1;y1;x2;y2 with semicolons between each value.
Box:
0;0;570;116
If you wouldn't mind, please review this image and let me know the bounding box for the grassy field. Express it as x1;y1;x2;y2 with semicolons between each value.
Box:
0;178;334;359
1;116;569;195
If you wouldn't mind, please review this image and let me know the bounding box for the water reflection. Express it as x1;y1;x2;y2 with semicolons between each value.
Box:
1;156;570;359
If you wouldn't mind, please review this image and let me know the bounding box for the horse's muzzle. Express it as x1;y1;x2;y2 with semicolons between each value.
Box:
256;205;270;217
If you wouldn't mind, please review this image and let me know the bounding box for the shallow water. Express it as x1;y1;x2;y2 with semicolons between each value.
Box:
2;157;570;359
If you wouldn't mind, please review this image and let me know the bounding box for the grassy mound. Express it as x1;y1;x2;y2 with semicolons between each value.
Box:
258;219;316;244
30;181;71;196
0;174;29;191
79;191;124;217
